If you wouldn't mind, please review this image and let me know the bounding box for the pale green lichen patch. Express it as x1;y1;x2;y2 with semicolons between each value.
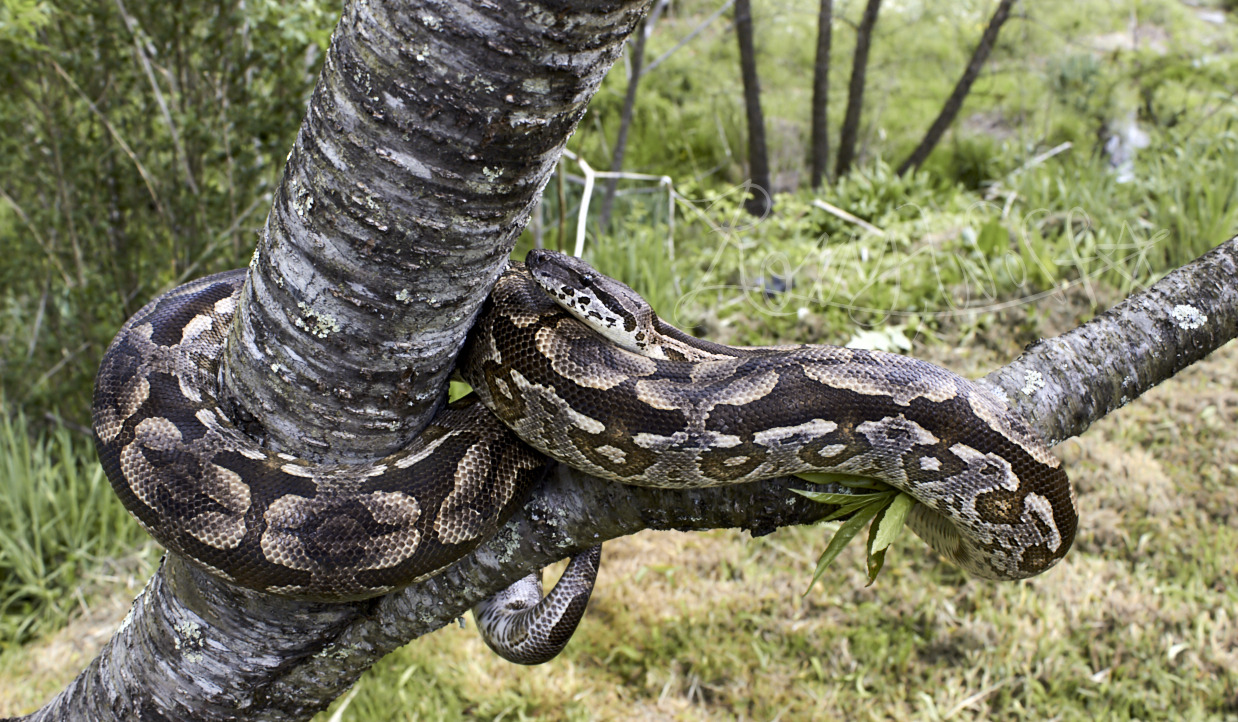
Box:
295;302;341;338
172;619;206;663
521;77;550;94
313;644;351;661
465;74;497;93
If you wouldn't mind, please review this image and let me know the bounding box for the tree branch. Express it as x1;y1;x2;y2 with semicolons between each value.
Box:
221;0;652;462
17;1;657;719
982;234;1238;445
25;232;1230;721
274;233;1238;708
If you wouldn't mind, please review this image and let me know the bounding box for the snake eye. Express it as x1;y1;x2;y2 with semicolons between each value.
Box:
581;274;593;283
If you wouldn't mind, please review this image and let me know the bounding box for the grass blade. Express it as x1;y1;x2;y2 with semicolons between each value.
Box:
803;501;885;596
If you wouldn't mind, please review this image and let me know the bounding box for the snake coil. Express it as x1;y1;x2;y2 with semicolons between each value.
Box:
93;250;1077;663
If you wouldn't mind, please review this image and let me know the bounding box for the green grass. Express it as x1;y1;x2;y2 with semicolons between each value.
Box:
0;410;154;646
547;0;1238;348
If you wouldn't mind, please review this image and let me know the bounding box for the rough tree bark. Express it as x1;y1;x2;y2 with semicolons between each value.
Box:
896;0;1017;176
809;0;833;189
834;0;882;178
11;0;1238;716
734;0;773;217
980;235;1238;447
219;0;657;464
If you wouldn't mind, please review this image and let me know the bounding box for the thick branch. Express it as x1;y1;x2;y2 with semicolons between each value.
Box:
20;0;1236;712
981;234;1238;445
266;234;1238;705
222;0;652;462
21;232;1236;719
21;1;658;719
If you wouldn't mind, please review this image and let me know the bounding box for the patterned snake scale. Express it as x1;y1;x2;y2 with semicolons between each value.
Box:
460;250;1076;581
93;251;1077;661
93;270;548;602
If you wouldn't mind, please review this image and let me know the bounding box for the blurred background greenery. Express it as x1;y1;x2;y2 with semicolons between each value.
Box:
1;0;1236;718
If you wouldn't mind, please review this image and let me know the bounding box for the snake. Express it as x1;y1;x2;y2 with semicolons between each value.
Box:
92;249;1077;664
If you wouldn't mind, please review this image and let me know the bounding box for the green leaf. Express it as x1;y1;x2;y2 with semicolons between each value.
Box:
862;492;915;585
865;547;887;585
803;501;884;596
448;380;474;402
794;477;919;589
869;492;915;554
790;488;888;506
822;493;895;522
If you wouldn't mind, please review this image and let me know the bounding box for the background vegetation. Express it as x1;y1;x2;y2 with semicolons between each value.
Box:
1;0;1236;718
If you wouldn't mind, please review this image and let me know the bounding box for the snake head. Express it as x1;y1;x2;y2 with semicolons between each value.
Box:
525;249;658;356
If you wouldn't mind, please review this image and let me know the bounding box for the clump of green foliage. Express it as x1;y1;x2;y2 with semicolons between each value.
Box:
0;0;338;425
793;474;917;589
0;408;151;645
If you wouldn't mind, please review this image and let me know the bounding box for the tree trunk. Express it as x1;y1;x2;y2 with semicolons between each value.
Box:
896;0;1017;176
598;0;666;230
15;0;655;718
219;0;654;464
809;0;833;189
834;0;882;179
734;0;773;217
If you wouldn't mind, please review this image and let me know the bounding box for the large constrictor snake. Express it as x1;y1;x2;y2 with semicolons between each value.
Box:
93;249;1077;665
